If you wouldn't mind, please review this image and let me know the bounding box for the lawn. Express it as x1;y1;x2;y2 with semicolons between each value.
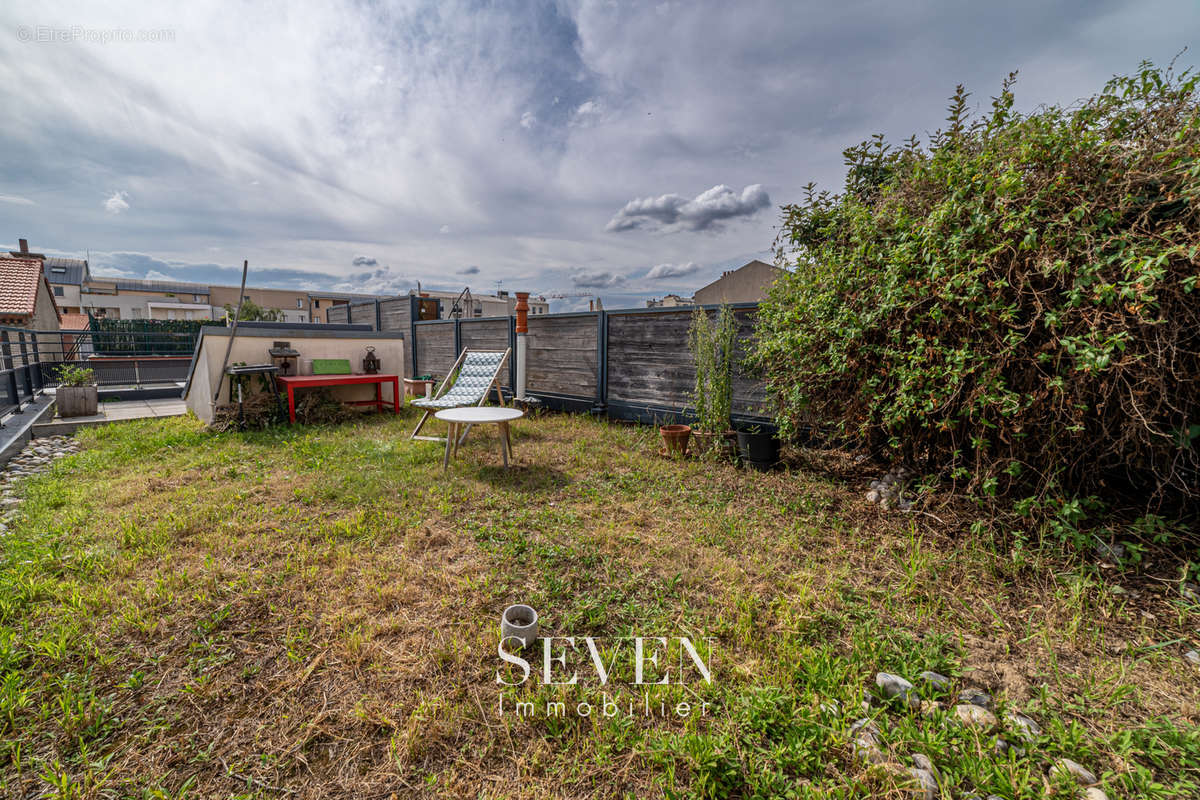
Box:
1;407;1197;799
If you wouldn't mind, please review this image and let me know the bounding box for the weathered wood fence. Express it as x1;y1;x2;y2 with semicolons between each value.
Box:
327;298;769;423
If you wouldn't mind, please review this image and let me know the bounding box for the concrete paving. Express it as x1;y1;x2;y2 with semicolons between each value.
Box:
33;398;188;436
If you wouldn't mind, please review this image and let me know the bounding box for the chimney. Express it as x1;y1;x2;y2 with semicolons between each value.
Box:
18;239;28;254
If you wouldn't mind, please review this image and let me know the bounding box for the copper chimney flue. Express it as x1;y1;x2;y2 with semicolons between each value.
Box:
18;239;28;253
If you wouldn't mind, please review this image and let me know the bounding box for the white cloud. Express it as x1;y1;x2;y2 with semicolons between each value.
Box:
572;269;624;288
0;194;35;206
646;261;699;280
439;224;451;234
607;184;770;233
570;99;603;126
519;111;537;129
103;190;130;215
144;270;176;281
89;265;136;278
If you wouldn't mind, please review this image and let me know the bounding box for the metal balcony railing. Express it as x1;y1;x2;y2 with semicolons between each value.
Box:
0;325;198;419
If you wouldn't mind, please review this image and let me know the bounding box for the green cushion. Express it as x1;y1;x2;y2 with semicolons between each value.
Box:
312;358;352;375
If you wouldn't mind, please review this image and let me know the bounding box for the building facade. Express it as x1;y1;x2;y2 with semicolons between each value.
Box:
692;259;784;305
646;293;692;308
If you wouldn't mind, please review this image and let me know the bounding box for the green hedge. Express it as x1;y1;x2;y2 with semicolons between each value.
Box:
89;316;223;356
752;63;1200;516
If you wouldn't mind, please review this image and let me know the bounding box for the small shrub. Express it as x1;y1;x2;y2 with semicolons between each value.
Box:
55;364;95;387
688;304;737;433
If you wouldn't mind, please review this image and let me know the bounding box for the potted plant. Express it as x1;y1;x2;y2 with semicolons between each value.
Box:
688;304;737;458
659;422;691;457
735;423;781;470
55;364;98;418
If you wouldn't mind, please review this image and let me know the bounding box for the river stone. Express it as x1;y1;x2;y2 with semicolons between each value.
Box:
866;489;881;503
918;671;950;691
1185;650;1200;667
1006;710;1041;740
876;672;920;709
1083;789;1108;800
994;737;1025;758
911;753;938;779
919;700;944;718
1050;758;1098;786
907;767;937;800
959;688;992;708
953;703;997;729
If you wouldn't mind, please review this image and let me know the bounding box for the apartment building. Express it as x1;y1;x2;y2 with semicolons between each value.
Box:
42;257;89;314
410;288;550;319
208;285;311;323
646;293;692;308
691;259;783;305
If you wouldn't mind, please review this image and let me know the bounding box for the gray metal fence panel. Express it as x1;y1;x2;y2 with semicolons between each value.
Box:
526;313;599;401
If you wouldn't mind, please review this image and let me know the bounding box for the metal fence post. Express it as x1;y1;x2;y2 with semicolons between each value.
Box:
29;330;43;391
0;330;15;417
595;310;608;414
409;295;419;378
508;314;517;391
454;318;462;357
375;300;382;331
17;332;32;403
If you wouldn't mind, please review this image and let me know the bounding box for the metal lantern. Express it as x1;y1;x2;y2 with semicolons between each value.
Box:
362;346;381;374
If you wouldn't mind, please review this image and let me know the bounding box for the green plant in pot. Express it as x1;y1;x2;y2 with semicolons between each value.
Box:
688;304;737;458
735;422;781;471
55;364;98;418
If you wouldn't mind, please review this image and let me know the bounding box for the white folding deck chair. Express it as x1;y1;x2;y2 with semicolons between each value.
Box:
409;348;511;442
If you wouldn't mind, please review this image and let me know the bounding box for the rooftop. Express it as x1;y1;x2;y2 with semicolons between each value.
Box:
42;257;89;286
0;257;51;318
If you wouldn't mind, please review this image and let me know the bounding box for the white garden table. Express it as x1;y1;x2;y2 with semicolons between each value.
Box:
434;406;524;470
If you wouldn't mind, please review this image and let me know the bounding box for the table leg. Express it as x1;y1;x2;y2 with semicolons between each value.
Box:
392;378;400;414
442;423;453;470
287;386;296;423
499;421;509;468
375;381;382;414
504;420;514;460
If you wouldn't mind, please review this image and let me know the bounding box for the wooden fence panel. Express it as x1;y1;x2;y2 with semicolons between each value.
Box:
526;314;598;399
413;322;456;379
458;318;509;353
326;305;350;324
605;310;692;410
379;298;410;331
349;303;376;328
605;307;768;418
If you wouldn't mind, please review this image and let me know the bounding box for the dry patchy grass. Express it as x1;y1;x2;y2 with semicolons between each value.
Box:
0;408;1196;799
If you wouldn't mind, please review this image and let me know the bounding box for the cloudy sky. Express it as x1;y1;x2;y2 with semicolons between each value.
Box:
1;1;1196;309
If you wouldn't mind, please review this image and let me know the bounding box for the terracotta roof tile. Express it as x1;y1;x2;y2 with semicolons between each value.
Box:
0;257;45;317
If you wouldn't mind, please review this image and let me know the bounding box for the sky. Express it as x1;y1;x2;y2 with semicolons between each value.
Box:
1;1;1196;310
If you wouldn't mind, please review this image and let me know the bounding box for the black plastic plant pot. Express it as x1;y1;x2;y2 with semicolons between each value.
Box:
736;430;780;468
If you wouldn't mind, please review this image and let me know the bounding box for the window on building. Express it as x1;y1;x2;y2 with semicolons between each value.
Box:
296;298;303;308
314;300;320;308
51;267;66;274
194;294;203;303
53;286;64;296
130;308;141;319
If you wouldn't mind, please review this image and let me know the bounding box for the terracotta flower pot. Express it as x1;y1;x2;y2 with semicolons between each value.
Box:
659;424;691;456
